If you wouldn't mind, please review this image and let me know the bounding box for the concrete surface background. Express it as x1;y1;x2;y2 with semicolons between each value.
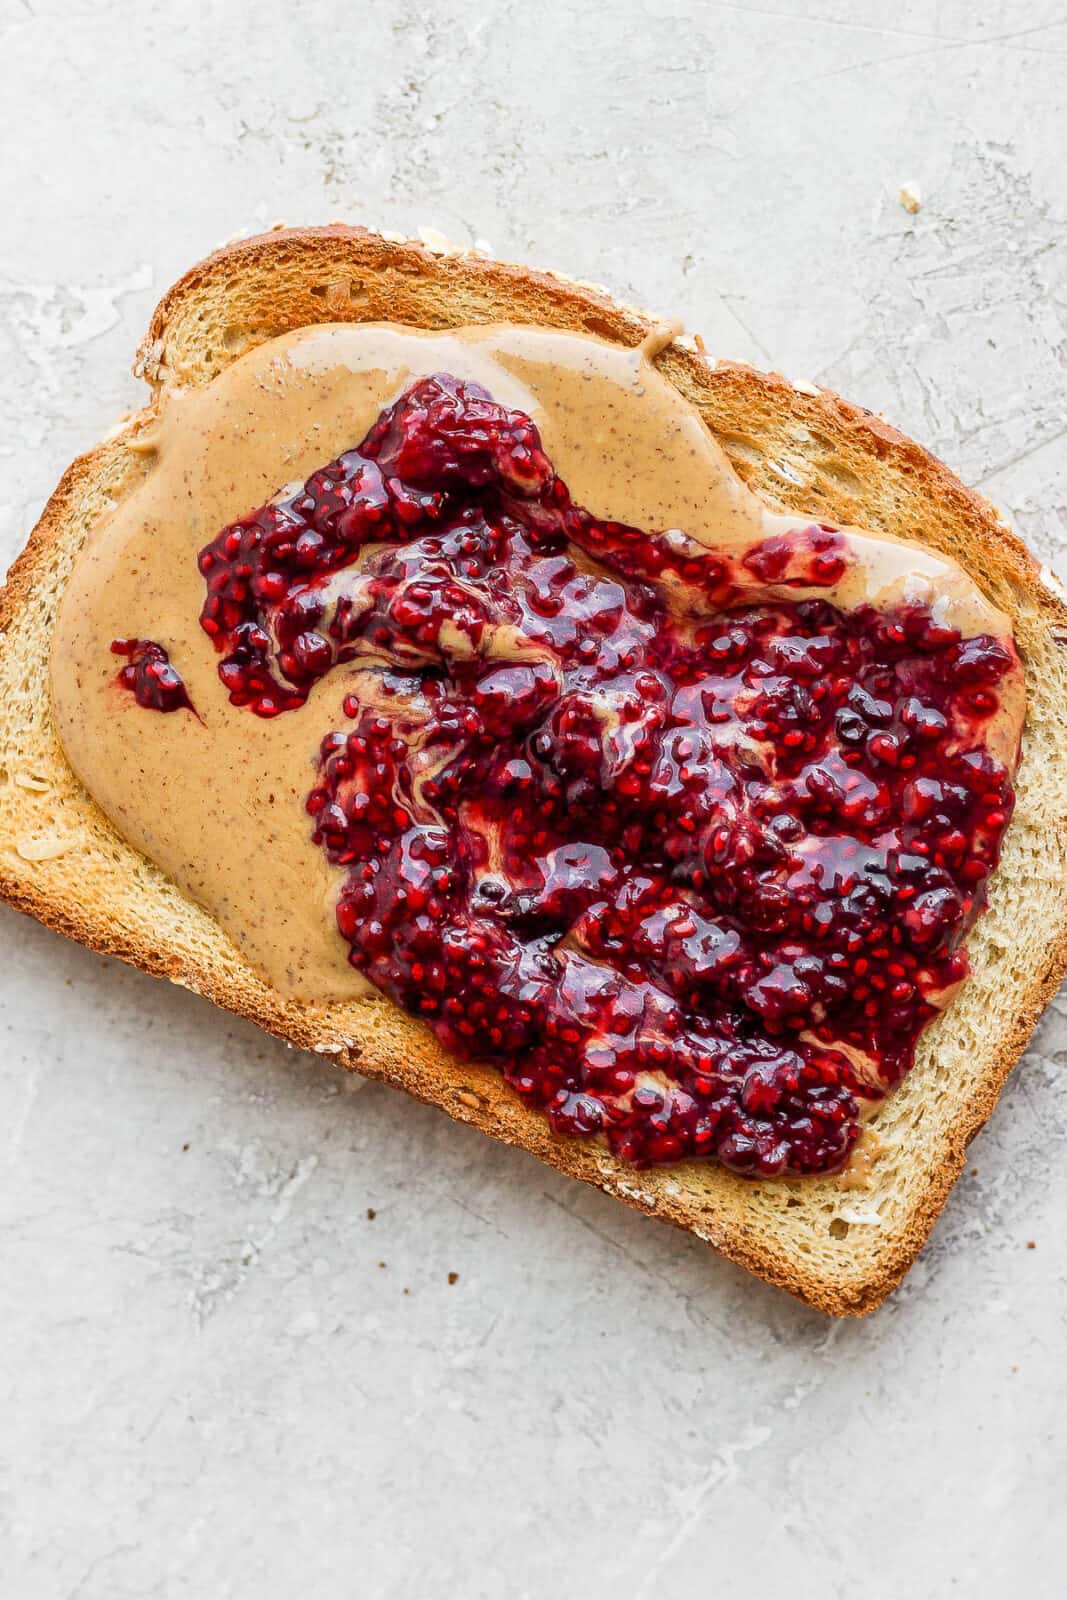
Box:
1;2;1065;1596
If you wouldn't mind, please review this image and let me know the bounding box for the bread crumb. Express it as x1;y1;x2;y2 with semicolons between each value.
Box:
1027;1240;1037;1249
899;183;922;215
542;266;614;298
1038;565;1067;605
418;225;461;257
15;834;78;861
448;1271;459;1285
133;337;166;382
366;1207;376;1220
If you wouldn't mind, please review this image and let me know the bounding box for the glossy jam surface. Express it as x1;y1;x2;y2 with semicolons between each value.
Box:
188;375;1018;1175
111;637;196;715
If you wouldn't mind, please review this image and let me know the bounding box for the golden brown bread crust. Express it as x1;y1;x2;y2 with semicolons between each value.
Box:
3;224;1066;1315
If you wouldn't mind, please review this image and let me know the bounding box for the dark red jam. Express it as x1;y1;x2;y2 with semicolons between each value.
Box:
111;638;195;715
173;374;1019;1176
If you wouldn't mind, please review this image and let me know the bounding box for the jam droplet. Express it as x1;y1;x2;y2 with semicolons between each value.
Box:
111;638;196;715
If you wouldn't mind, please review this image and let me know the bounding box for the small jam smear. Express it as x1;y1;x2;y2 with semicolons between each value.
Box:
111;638;196;715
133;375;1019;1177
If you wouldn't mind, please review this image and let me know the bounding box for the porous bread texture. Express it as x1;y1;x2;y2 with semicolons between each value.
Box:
2;225;1066;1315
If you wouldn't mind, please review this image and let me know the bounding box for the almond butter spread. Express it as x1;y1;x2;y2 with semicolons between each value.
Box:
49;323;1025;1176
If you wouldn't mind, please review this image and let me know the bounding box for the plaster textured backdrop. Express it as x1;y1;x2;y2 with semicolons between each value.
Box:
1;2;1066;1596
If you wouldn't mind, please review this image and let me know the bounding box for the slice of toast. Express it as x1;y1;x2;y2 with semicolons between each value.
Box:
3;224;1065;1315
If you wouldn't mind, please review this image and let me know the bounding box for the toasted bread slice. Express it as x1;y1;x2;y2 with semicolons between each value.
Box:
3;225;1066;1315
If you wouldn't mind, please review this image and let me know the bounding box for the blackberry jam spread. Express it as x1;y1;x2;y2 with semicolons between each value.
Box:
51;323;1025;1177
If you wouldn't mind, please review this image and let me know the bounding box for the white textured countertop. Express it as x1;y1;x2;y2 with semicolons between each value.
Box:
2;2;1065;1595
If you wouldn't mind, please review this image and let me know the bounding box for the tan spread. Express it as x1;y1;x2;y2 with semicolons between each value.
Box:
50;322;1024;1001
